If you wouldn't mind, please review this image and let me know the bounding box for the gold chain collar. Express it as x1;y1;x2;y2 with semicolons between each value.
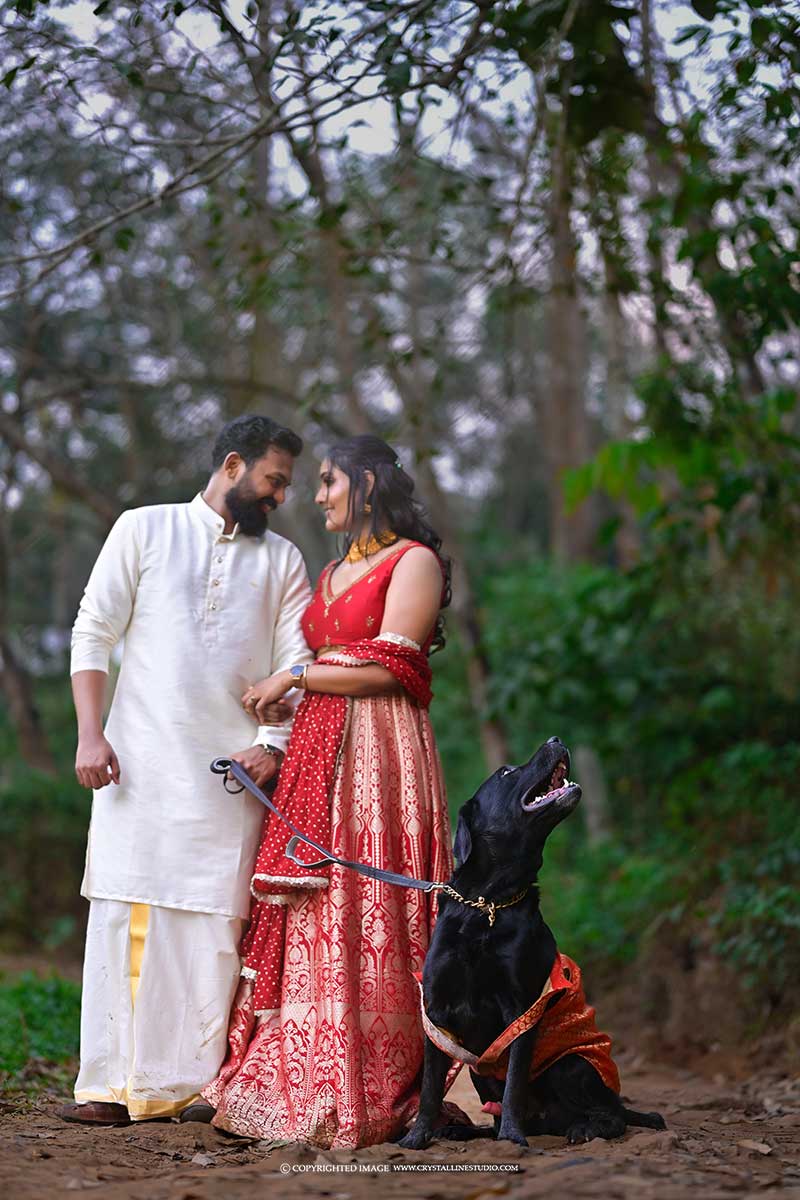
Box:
436;884;531;927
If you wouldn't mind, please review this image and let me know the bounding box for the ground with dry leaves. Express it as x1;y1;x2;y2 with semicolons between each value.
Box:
2;1042;799;1200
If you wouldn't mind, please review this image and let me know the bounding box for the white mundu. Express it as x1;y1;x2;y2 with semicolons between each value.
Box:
70;492;313;1116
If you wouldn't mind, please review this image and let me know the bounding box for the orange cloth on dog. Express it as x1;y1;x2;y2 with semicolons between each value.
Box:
416;952;620;1095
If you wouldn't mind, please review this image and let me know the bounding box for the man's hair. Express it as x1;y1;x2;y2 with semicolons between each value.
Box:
211;414;303;469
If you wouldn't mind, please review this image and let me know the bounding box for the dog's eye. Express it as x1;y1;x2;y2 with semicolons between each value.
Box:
500;766;517;777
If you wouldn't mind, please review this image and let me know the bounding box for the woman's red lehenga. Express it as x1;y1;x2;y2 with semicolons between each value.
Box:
203;543;454;1148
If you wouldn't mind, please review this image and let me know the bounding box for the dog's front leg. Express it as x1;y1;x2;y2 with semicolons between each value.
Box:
398;1038;452;1150
497;1027;537;1146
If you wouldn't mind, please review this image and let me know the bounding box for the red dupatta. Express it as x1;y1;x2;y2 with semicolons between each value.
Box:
239;636;433;1012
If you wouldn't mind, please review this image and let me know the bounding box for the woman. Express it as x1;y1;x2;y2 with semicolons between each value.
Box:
201;435;454;1148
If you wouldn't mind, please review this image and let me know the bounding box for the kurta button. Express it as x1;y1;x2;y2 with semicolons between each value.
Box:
209;603;218;611
216;556;224;563
212;579;220;586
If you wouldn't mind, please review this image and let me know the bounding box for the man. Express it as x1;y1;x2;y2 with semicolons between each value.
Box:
58;414;313;1126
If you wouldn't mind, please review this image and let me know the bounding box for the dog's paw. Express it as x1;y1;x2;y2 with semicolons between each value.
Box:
646;1112;667;1130
496;1120;529;1147
397;1127;433;1150
435;1122;496;1142
565;1121;595;1145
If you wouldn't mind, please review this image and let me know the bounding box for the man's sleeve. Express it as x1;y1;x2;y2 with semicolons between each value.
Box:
70;510;141;675
252;544;314;755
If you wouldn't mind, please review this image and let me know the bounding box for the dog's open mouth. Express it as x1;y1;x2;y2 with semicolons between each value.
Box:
521;756;578;811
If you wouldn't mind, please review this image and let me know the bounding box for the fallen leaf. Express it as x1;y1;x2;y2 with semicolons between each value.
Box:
190;1151;215;1166
737;1139;772;1156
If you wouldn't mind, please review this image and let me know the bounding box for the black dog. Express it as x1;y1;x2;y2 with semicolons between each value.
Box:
400;737;665;1148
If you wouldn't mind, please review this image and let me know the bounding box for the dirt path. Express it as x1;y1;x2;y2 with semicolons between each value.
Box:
2;1049;799;1199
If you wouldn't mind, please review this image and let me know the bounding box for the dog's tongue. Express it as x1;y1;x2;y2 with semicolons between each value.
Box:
550;760;567;789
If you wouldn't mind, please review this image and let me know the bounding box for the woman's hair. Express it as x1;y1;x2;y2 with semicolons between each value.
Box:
325;434;451;652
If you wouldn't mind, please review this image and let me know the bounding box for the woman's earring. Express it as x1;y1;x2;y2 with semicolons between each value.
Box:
364;502;372;513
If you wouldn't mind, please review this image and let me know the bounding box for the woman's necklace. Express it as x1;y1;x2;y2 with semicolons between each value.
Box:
345;531;398;563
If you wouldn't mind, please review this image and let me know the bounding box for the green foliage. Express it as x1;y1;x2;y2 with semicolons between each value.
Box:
496;0;647;143
0;973;80;1080
565;386;800;581
1;55;37;88
430;638;485;819
712;850;800;994
0;682;90;953
540;841;675;970
470;550;800;1001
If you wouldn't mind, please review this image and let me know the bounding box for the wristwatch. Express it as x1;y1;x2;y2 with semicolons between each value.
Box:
261;743;284;761
288;663;309;689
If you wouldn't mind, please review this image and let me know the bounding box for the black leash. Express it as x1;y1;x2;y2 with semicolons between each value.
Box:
211;757;442;893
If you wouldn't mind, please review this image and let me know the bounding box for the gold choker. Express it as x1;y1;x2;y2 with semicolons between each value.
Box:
345;532;398;563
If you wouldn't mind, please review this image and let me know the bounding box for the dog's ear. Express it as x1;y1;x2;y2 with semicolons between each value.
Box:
453;801;474;867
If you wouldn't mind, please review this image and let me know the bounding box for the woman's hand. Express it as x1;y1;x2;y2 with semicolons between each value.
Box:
242;672;293;723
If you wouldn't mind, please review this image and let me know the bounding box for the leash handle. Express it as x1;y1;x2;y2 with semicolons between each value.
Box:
285;835;331;871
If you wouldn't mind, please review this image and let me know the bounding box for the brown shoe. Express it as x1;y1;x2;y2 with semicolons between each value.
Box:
178;1101;216;1124
57;1101;131;1126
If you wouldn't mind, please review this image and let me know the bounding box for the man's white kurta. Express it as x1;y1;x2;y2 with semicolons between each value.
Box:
71;493;313;919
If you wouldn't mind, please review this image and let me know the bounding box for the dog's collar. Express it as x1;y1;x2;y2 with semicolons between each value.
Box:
437;883;531;927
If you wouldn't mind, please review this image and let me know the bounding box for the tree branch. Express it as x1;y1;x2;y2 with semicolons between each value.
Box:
0;413;121;526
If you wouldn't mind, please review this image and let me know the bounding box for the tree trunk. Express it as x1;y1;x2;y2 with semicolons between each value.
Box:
414;455;510;771
542;95;595;561
0;637;56;775
0;412;120;527
280;33;370;435
393;111;510;771
0;495;56;774
211;4;332;567
586;156;642;569
640;0;671;362
574;744;611;843
640;0;765;398
604;278;641;569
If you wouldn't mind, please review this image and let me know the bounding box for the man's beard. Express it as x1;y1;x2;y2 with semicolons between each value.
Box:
225;480;277;537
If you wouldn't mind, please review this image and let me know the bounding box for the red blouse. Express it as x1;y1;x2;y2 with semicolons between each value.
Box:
301;542;440;654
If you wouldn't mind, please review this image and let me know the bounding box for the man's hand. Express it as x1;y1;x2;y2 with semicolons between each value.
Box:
253;701;293;725
75;734;121;789
242;670;293;723
230;745;283;790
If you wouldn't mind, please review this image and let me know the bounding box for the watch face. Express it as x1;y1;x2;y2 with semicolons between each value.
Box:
290;665;303;679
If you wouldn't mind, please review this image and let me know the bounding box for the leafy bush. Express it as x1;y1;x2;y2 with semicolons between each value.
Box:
539;839;676;971
0;972;80;1079
465;551;800;1004
0;681;89;953
430;642;485;820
